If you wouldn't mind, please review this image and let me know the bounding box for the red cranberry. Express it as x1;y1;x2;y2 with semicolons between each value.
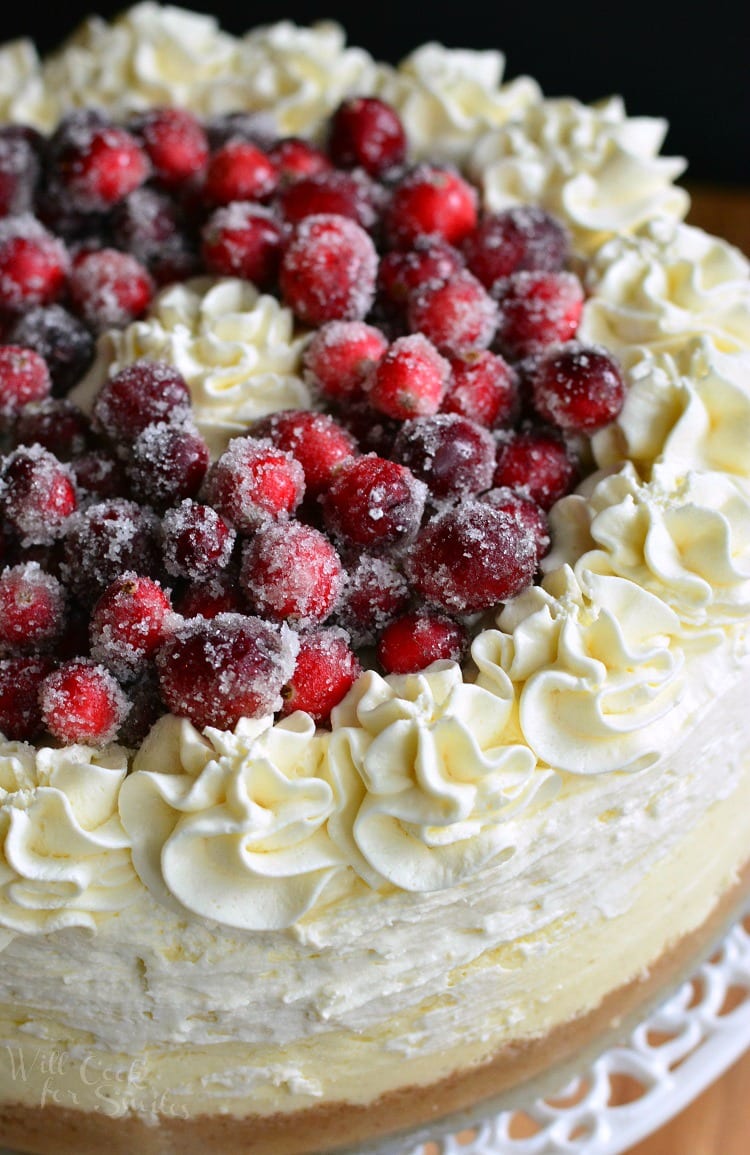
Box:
130;107;209;188
280;627;361;723
203;140;278;206
493;430;578;510
70;451;128;502
174;572;247;620
0;445;77;545
0;346;51;421
202;436;305;533
327;97;407;177
275;169;381;231
377;239;465;315
481;486;550;563
93;360;192;445
0;562;66;653
0;128;40;217
391;414;496;502
0;215;69;313
156;613;297;729
248;409;357;498
68;248;154;333
279;213;378;326
61;499;159;601
376;609;468;674
5;305;94;393
494;270;584;359
89;572;174;680
406;269;497;356
15;398;90;461
161;499;236;580
126;421;210;509
463;206;570;292
527;341;626;434
39;658;130;746
267;137;332;182
321;454;427;550
405;500;537;614
54;120;150;211
201;202;286;288
0;655;54;740
240;521;343;626
336;555;411;647
442;350;519;429
384;165;478;249
302;319;388;403
366;333;450;420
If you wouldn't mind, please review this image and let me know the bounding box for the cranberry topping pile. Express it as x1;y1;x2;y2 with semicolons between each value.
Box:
0;97;626;746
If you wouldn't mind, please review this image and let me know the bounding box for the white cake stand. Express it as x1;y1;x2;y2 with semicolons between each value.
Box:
2;911;750;1155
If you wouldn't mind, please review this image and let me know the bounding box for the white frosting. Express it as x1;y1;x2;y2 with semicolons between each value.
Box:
469;96;688;255
73;277;312;457
0;741;138;937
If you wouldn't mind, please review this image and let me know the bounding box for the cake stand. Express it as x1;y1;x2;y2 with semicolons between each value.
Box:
2;910;749;1155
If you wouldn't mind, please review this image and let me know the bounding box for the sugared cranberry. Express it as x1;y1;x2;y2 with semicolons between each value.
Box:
161;499;236;580
493;430;578;510
93;360;192;445
366;333;450;420
202;436;305;533
240;521;343;626
405;500;537;614
280;627;361;723
68;248;154;333
0;444;77;545
406;269;497;356
126;421;210;509
527;341;626;434
336;555;411;647
15;398;90;461
112;187;198;283
302;319;388;403
53;119;150;211
70;451;128;502
156;613;297;729
0;562;66;653
462;207;570;292
0;215;69;313
494;270;584;359
89;572;174;680
279;213;378;326
116;667;164;746
174;572;247;620
391;414;496;502
328;97;407;177
6;305;94;393
248;409;357;498
0;655;53;740
377;239;465;315
376;609;468;674
322;454;427;550
267;137;332;182
203;140;278;206
204;111;277;152
442;350;519;429
130;107;209;188
201;202;286;288
39;658;130;746
384;165;478;249
275;169;381;231
61;499;159;601
0;128;40;217
481;486;550;563
0;346;51;421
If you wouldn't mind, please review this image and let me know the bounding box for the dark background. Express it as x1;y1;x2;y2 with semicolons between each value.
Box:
5;0;749;186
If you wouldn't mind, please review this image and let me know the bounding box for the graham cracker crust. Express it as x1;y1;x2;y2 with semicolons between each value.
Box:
2;861;749;1155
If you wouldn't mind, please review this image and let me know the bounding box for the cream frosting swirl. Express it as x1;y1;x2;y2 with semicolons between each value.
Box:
0;740;138;935
120;713;347;930
327;663;550;892
73;277;312;457
469;96;688;255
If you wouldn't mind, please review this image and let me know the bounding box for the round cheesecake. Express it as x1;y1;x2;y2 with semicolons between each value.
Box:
1;6;750;1155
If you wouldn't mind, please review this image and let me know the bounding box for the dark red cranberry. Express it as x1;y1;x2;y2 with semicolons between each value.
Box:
280;627;361;723
89;572;174;681
5;305;95;393
14;398;90;460
480;486;550;563
494;270;584;359
61;499;159;601
174;572;247;620
336;555;411;647
70;451;128;502
527;341;626;434
156;613;297;729
366;333;450;420
327;97;407;177
201;202;286;288
0;444;77;545
247;409;358;498
116;667;165;746
202;436;305;533
126;421;210;509
92;360;192;445
384;165;478;249
376;609;468;674
130;107;209;188
462;206;570;292
275;169;381;231
321;454;427;550
240;520;343;626
0;562;66;653
442;351;519;429
493;429;578;510
0;655;54;740
405;500;537;614
0;215;69;313
68;247;154;333
377;239;465;315
204;111;277;152
39;658;130;746
302;319;387;403
391;414;496;502
279;213;378;326
112;187;198;283
0;345;51;421
161;499;236;580
406;269;497;356
0;127;40;217
203;140;278;206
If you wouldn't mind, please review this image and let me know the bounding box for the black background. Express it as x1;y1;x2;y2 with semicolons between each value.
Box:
5;0;749;186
